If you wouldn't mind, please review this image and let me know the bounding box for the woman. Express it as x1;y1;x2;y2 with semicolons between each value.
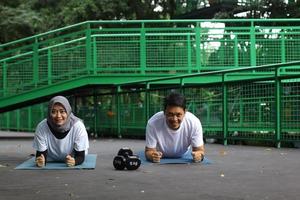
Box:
33;96;89;167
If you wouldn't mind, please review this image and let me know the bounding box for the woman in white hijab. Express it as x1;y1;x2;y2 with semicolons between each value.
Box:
33;96;89;167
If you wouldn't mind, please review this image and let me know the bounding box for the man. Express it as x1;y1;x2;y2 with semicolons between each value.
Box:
145;92;205;163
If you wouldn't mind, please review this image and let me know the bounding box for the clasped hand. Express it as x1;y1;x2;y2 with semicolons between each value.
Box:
35;154;75;167
191;151;203;162
151;151;163;163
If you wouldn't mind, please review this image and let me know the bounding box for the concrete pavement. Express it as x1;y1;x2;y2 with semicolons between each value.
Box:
0;132;300;200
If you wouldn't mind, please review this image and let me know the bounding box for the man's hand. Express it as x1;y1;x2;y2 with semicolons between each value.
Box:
191;151;203;162
65;155;75;167
151;151;163;163
35;154;45;167
192;146;205;163
145;147;163;163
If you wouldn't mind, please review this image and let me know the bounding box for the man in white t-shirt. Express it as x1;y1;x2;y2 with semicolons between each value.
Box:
145;92;205;163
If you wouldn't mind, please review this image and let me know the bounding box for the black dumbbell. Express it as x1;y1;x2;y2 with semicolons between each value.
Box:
113;148;133;170
113;147;141;170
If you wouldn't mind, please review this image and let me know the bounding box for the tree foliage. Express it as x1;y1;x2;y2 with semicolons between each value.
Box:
0;3;42;43
1;0;300;44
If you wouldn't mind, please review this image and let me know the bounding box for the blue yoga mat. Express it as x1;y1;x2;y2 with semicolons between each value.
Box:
137;151;212;164
15;154;97;170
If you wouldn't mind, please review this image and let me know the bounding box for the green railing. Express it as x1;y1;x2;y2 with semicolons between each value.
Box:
1;19;300;147
1;61;300;147
2;19;300;110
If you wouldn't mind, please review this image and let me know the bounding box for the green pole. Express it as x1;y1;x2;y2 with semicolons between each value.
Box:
240;99;243;126
187;34;192;73
85;23;92;74
93;91;98;136
140;22;146;74
146;83;150;122
28;107;32;131
93;37;98;74
207;102;210;123
47;49;52;85
117;86;122;138
16;109;20;131
275;68;281;148
195;22;201;72
33;37;39;87
222;74;228;145
250;21;256;67
3;61;7;97
234;36;239;67
6;112;9;129
258;99;262;124
280;32;286;63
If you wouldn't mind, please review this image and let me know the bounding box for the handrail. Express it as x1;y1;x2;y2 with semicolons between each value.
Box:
2;18;300;49
116;61;300;87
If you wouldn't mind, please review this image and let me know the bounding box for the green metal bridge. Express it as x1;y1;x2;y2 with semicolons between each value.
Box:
1;19;300;147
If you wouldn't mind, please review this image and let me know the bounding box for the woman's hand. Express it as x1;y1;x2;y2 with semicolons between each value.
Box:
65;155;75;167
35;154;45;167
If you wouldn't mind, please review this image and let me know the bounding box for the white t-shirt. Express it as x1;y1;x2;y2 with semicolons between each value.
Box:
146;111;204;158
33;119;89;161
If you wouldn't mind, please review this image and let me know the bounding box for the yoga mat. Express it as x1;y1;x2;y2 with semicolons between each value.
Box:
137;151;212;165
15;154;97;170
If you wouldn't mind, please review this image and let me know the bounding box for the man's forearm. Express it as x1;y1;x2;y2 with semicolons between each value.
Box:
192;145;205;154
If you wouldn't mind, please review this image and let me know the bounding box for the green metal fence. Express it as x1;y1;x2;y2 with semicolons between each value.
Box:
1;19;300;147
1;62;300;147
2;19;300;110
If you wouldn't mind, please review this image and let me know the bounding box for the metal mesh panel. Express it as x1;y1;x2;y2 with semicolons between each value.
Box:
146;35;190;73
31;103;47;130
201;30;235;69
227;82;275;139
148;89;177;116
120;92;145;126
38;49;50;86
0;63;3;97
237;34;251;67
256;36;281;66
281;80;300;141
184;86;223;138
51;40;86;83
95;36;140;72
285;32;300;62
75;96;96;133
8;109;18;130
201;26;252;69
0;43;35;61
6;56;33;95
19;107;30;131
204;39;235;68
0;112;8;129
2;102;47;132
89;94;118;136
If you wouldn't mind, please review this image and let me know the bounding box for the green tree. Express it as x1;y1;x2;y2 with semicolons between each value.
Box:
2;0;300;44
0;3;42;44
